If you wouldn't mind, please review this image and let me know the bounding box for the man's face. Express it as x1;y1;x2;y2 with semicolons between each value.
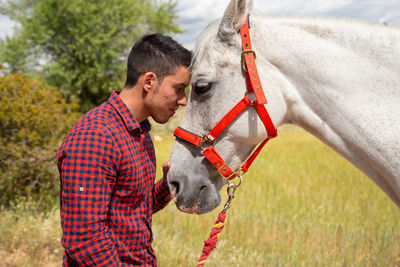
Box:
148;66;190;124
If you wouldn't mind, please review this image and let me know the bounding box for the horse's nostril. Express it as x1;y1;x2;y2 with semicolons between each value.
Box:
169;181;180;195
199;185;207;193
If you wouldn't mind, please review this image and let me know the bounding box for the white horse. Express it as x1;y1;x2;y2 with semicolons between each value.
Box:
168;0;400;214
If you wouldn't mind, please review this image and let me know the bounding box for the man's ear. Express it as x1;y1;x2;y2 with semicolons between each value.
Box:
142;72;158;93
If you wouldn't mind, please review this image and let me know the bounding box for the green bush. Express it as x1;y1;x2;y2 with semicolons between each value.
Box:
0;73;81;209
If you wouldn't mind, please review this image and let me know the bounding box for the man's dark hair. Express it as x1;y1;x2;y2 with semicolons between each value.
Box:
125;33;192;88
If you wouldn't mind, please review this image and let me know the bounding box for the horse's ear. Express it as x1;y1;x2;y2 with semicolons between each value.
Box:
218;0;253;41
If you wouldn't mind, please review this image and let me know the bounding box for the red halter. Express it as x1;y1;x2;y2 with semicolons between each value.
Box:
174;15;277;180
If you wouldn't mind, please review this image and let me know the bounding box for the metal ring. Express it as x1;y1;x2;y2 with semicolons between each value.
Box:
227;174;243;188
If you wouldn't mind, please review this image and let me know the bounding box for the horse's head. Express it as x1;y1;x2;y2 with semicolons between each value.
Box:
168;0;287;214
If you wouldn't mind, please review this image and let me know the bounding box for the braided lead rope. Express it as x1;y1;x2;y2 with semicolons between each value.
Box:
196;182;239;266
196;211;227;266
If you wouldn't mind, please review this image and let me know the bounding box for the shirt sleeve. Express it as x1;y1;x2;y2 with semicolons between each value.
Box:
152;177;171;213
57;127;122;266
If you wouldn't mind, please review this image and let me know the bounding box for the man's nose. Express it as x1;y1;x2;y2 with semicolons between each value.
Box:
177;95;187;106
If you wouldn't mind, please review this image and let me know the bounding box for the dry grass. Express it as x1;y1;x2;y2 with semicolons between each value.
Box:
1;125;399;266
0;201;62;267
152;125;400;266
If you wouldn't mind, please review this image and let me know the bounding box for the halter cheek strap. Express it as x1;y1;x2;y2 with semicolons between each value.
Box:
174;15;277;180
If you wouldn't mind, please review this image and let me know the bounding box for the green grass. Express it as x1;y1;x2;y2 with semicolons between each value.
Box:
1;126;399;266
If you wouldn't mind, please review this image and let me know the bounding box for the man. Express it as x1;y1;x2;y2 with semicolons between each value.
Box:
57;33;191;266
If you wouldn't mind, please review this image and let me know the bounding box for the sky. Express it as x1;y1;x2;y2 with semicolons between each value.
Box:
0;0;400;49
172;0;400;49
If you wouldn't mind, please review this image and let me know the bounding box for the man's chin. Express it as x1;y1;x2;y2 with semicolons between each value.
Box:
153;118;168;124
152;115;172;124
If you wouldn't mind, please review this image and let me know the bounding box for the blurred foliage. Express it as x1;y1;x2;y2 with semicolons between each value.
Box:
0;0;183;111
0;73;81;209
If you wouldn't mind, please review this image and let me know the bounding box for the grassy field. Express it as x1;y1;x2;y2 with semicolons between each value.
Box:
152;125;400;266
1;125;399;266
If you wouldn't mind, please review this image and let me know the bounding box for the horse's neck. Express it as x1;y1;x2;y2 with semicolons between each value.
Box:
253;15;400;201
274;16;400;70
254;15;400;96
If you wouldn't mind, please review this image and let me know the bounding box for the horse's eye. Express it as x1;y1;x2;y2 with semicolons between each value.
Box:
193;82;212;95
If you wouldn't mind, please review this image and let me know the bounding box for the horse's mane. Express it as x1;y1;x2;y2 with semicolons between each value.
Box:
191;19;221;72
192;12;400;72
277;15;400;46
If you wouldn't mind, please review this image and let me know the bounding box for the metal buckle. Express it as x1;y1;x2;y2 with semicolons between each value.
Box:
241;49;257;72
199;134;216;151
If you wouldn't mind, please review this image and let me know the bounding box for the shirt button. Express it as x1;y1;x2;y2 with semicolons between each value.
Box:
79;187;84;192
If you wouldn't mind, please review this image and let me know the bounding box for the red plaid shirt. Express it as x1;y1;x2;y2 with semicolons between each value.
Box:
57;90;171;266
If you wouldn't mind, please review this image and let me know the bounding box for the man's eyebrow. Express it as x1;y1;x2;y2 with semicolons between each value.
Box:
175;82;189;88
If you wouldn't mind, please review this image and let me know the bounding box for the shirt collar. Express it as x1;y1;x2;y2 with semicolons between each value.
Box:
108;90;151;134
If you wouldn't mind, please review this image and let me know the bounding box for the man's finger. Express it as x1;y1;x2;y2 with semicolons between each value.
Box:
162;161;171;174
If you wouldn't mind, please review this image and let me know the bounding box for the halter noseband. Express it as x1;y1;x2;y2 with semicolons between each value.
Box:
174;15;277;180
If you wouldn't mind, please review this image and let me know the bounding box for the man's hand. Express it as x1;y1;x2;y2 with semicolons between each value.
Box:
162;161;171;185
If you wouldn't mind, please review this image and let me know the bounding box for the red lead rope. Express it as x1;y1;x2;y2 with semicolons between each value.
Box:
196;212;227;267
196;183;237;266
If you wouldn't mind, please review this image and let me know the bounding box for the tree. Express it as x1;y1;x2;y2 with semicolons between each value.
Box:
0;72;81;208
0;0;183;111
